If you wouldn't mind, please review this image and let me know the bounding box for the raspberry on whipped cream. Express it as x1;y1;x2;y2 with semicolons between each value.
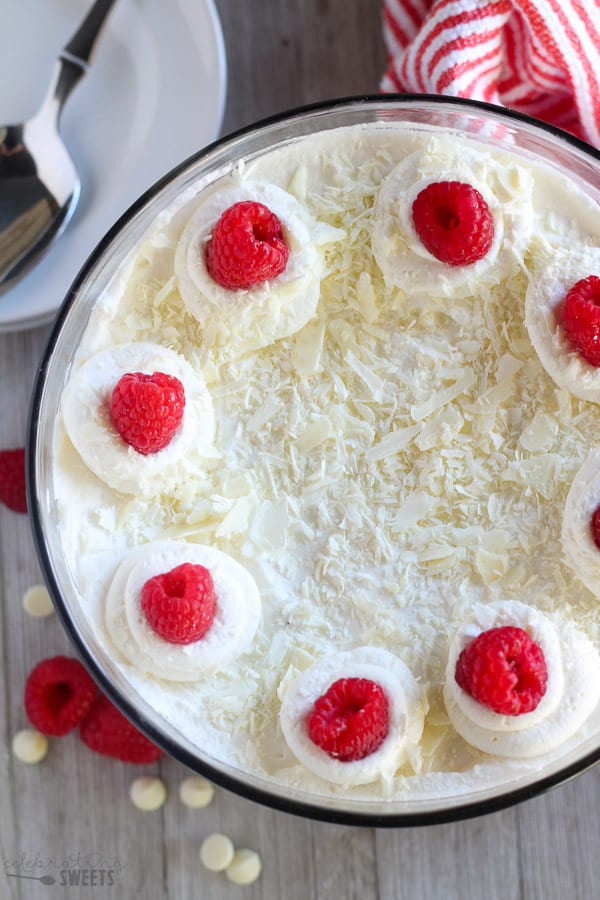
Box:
62;342;215;495
306;677;390;762
561;276;600;367
591;506;600;551
372;141;533;297
206;200;289;289
141;562;217;644
52;122;600;803
105;540;261;682
174;179;344;363
279;648;426;786
454;626;548;716
110;371;186;455
411;181;494;266
444;601;600;758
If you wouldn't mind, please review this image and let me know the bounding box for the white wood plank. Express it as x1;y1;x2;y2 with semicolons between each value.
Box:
375;809;520;900
517;772;600;900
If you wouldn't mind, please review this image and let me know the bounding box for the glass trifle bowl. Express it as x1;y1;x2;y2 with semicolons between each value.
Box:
28;96;600;826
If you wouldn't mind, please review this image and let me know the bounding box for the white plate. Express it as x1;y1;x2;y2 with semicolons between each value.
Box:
0;0;227;332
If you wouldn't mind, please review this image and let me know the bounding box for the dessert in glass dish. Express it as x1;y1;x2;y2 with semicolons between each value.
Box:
29;97;600;825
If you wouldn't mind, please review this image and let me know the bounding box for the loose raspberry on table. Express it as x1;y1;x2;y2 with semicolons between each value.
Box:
141;562;217;644
306;677;389;762
80;694;162;763
110;371;185;455
561;275;600;366
206;200;289;290
24;655;97;736
455;626;548;716
411;180;494;266
0;447;27;513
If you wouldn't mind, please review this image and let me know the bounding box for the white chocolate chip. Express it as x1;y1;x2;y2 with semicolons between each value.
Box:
226;848;262;885
200;833;235;872
12;729;48;763
22;585;54;618
129;776;167;811
179;775;215;808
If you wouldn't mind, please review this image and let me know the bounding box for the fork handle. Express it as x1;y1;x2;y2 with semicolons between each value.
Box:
61;0;119;68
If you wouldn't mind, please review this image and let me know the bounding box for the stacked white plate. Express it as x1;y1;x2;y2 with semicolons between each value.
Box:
0;0;227;332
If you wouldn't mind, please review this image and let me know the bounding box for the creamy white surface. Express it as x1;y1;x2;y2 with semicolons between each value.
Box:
53;123;600;803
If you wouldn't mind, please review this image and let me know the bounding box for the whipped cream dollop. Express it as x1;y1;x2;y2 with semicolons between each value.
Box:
372;142;533;297
525;248;600;404
562;447;600;598
444;600;600;758
174;179;344;362
105;540;261;682
279;647;426;786
61;342;215;495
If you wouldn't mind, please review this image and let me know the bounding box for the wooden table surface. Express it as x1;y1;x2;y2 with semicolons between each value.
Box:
1;2;599;898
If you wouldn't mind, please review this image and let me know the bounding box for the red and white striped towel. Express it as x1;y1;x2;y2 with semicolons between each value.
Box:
381;0;600;148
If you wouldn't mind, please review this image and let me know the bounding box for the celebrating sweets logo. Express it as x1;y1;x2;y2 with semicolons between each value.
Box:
4;851;124;887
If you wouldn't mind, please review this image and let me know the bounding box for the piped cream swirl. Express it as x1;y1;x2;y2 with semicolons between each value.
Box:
525;248;600;404
279;647;426;785
174;179;344;361
62;342;215;496
105;540;261;682
372;142;533;297
444;600;600;758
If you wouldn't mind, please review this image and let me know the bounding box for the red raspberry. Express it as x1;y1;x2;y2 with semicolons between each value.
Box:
141;562;216;644
306;677;389;762
80;694;162;763
591;505;600;551
206;200;289;290
110;371;185;455
561;275;600;366
411;180;494;266
0;447;27;513
455;626;548;716
24;655;97;736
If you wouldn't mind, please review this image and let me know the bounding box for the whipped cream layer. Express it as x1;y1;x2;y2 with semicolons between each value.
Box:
53;122;600;804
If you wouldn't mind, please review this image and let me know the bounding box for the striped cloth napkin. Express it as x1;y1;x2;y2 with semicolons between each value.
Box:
381;0;600;148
